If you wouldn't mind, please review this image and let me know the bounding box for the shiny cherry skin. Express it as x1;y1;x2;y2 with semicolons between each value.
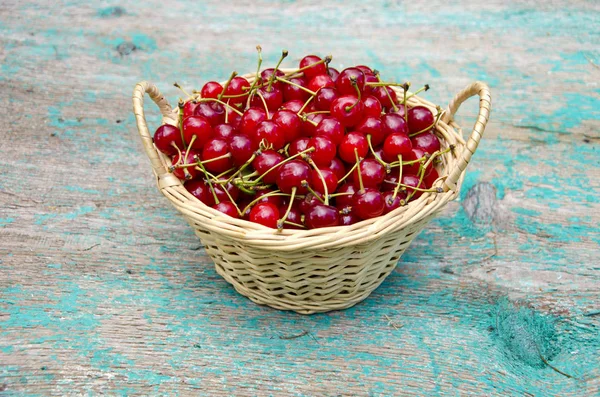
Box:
183;101;199;119
355;65;374;76
330;95;364;127
213;182;240;203
411;131;441;154
280;99;305;113
201;138;233;174
308;74;335;92
253;120;286;150
340;212;360;226
352;188;385;220
315;87;339;111
172;150;201;180
250;86;283;111
327;67;340;82
154;124;184;155
299;55;327;80
381;113;409;136
352;158;386;188
391;103;407;118
249;202;279;228
423;168;440;189
256;188;284;208
288;137;310;156
335;183;357;209
182;116;214;149
272;109;302;142
338;132;368;164
200;81;223;99
299;192;324;214
229;134;256;166
383;132;413;162
252;150;284;184
336;67;366;95
300;113;326;137
194;102;225;126
371;86;398;110
278;203;303;229
260;68;284;89
310;168;338;195
224;76;251;106
185;179;215;206
362;95;383;118
382;191;403;214
402;174;425;200
213;123;236;141
355;116;384;146
307;136;336;167
305;204;340;229
276;160;311;194
315;117;344;145
407;106;434;134
403;148;432;176
239;107;267;136
328;157;346;180
282;77;310;102
212;201;239;218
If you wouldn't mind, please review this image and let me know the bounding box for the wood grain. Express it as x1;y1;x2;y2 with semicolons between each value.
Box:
1;0;599;395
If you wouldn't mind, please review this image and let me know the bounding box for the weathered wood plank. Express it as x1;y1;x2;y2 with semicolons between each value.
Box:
1;0;599;395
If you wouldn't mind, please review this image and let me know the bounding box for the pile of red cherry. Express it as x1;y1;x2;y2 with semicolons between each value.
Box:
153;49;449;230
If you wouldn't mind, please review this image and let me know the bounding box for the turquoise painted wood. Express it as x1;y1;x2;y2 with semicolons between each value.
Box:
0;1;599;395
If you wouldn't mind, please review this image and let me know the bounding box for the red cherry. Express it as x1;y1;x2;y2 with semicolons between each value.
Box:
224;76;251;106
307;136;336;167
411;131;441;154
200;82;223;99
299;55;327;81
194;102;225;126
391;103;407;118
335;183;357;209
229;134;256;166
407;106;434;134
280;99;305;113
305;204;340;229
330;95;364;127
383;133;413;161
252;150;284;184
300;113;326;137
363;73;378;95
256;188;284;207
272;109;301;142
355;116;384;146
282;77;310;102
239;107;267;136
185;179;215;206
338;132;368;164
212;201;239;218
340;212;359;226
214;182;239;203
278;202;304;229
213;123;236;141
329;157;346;180
202;138;233;174
351;158;385;188
253;120;285;150
315;117;344;145
289;137;310;156
299;192;324;214
382;174;401;192
172;150;201;180
249;202;279;228
352;188;385;220
154;124;184;155
308;74;335;92
327;67;340;82
336;67;366;95
225;107;242;129
423;168;440;189
368;145;386;163
182;116;214;149
260;68;284;89
315;87;340;111
183;101;199;119
381;113;409;136
372;86;397;109
362;95;383;118
310;168;338;195
382;191;402;214
402;174;425;200
276;160;311;194
355;65;374;76
250;86;283;111
403;148;432;176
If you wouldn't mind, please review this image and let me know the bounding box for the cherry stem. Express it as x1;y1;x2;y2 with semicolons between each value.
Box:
391;155;403;201
185;134;197;155
173;82;193;99
297;95;315;115
337;162;358;184
328;192;354;198
249;45;263;93
402;82;411;123
252;147;315;184
196;97;244;116
196;160;220;204
254;90;271;119
226;153;257;184
405;84;430;100
177;100;186;145
276;76;316;96
365;82;412;89
300;182;325;204
267;50;288;92
354;148;364;191
408;109;444;137
217;71;237;101
366;134;390;172
299;113;318;127
344;78;361;112
306;158;329;205
283;220;306;229
277;186;296;231
215;168;236;180
242;190;289;215
283;55;332;78
304;110;330;116
218;182;243;216
170;142;191;180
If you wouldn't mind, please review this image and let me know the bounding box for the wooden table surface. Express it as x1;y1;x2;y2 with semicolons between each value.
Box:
1;1;599;395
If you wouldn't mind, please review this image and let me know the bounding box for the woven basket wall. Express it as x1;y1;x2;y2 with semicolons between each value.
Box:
133;72;491;314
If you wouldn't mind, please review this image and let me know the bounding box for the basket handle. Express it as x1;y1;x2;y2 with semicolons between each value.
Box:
441;81;491;191
132;81;181;187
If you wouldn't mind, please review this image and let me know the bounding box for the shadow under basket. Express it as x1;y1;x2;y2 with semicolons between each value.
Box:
132;74;491;314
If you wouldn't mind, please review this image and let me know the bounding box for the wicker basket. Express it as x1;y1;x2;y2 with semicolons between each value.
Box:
132;73;491;314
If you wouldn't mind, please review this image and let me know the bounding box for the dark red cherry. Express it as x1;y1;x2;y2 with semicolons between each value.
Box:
299;55;327;80
253;120;285;150
336;67;365;95
368;145;386;163
172;150;201;180
315;87;339;111
183;100;199;119
329;157;346;180
276;160;311;194
338;132;368;164
229;134;256;166
185;179;215;206
239;107;267;136
272;109;301;142
224;76;251;106
194;102;225;126
411;131;441;154
330;95;364;127
282;77;310;102
391;103;407;118
315;117;344;145
200;82;223;99
372;86;397;109
256;188;284;208
403;148;432;176
355;65;374;76
213;123;236;141
381;113;409;136
310;168;338;195
280;99;305;113
327;67;340;82
362;95;383;118
335;183;357;209
352;188;385;220
278;202;304;229
407;106;435;134
383;133;413;162
402;174;425;200
306;204;340;229
382;191;402;214
202;138;233;174
340;212;359;226
214;182;240;203
363;73;378;95
423;168;440;189
300;192;324;214
212;201;239;218
249;202;279;228
154;124;184;155
289;137;310;156
251;86;283;111
225;107;242;129
352;158;386;188
307;136;336;167
260;68;284;89
183;116;214;149
300;112;326;137
355;116;384;146
252;150;284;184
308;74;335;92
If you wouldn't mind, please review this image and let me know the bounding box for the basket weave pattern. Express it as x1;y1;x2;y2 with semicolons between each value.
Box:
132;73;491;314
